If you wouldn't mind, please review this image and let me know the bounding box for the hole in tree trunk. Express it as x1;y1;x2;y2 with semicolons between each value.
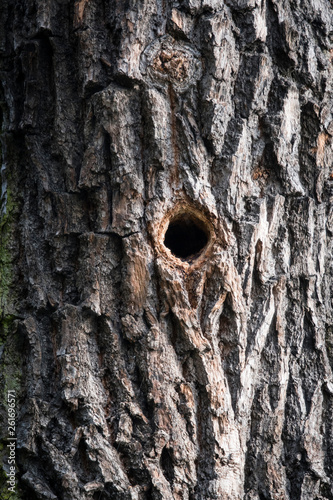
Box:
164;213;209;260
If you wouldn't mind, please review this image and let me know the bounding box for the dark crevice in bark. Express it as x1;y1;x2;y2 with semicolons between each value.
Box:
234;54;261;119
266;0;296;74
299;101;321;199
160;446;175;485
323;387;333;491
218;294;240;414
193;380;217;496
282;377;308;500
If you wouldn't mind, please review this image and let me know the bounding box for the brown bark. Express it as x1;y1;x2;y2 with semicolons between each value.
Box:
1;0;333;499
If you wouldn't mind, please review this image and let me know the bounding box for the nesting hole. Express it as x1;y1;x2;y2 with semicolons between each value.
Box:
164;213;210;260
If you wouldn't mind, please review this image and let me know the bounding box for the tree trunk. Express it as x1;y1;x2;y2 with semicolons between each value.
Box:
1;0;333;499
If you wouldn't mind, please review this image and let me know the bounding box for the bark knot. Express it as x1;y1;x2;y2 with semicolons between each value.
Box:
141;35;201;92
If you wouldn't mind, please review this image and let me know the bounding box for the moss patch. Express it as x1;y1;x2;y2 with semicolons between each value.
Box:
0;467;21;500
0;183;16;322
0;139;22;499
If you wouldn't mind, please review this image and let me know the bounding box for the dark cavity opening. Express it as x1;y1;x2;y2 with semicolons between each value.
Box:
164;213;209;260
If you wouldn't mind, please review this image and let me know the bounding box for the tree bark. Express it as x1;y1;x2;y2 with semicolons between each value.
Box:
1;0;333;499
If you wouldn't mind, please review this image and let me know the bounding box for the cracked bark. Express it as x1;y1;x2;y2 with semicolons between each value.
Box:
1;0;333;499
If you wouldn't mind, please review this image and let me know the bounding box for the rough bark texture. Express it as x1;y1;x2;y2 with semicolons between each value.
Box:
1;0;333;499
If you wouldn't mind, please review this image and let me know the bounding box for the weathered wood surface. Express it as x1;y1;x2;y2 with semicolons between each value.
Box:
1;0;333;499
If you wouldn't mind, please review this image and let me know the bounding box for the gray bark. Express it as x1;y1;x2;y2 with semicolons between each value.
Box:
1;0;333;499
